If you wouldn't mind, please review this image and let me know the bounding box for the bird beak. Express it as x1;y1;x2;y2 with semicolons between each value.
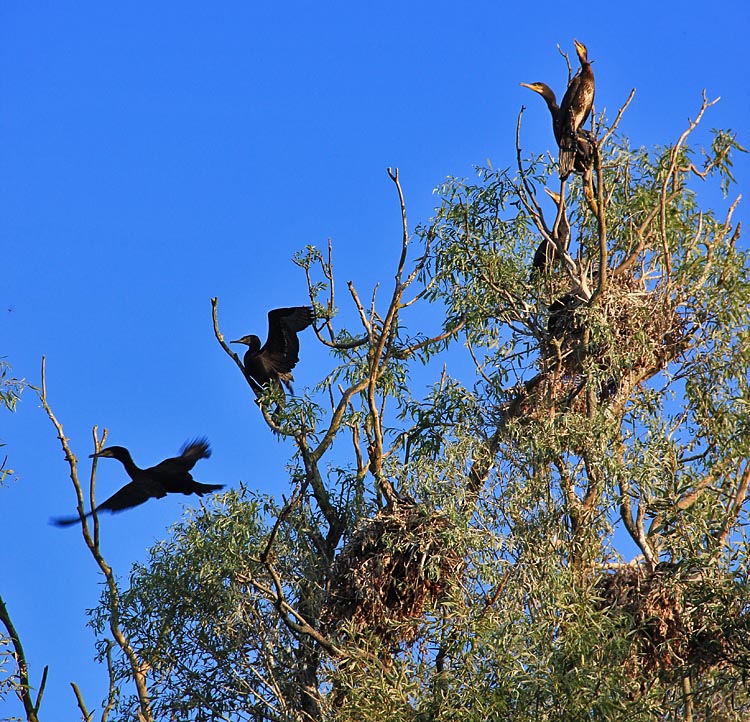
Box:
230;339;240;344
544;187;561;204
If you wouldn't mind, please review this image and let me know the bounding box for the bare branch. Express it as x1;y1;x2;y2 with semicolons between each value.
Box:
211;297;247;378
0;594;41;722
659;92;720;282
515;107;555;241
71;682;92;722
38;359;154;721
600;88;636;146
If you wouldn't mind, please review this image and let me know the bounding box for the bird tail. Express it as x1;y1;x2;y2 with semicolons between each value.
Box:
558;147;575;180
192;482;225;497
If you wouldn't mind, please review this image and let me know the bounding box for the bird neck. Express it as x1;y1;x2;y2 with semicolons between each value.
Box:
113;449;141;478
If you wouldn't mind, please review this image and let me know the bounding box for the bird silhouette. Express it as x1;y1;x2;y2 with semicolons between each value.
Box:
232;306;315;395
52;438;222;526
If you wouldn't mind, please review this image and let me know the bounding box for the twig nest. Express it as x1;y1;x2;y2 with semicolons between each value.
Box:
597;562;747;681
322;499;461;643
505;271;686;425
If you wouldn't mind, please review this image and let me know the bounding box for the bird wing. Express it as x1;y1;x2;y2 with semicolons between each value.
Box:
52;478;167;525
148;438;211;479
97;479;167;513
261;306;315;374
178;438;212;465
558;72;582;135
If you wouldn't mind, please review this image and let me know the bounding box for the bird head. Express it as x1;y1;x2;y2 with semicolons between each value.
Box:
573;39;589;64
544;187;562;206
520;81;548;95
90;446;128;460
231;335;262;352
520;81;557;108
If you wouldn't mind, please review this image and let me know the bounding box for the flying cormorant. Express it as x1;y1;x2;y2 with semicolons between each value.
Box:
232;306;315;395
52;438;221;526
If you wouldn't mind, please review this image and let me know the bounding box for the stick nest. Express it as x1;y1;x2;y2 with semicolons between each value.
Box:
322;499;461;643
597;563;750;682
506;272;686;423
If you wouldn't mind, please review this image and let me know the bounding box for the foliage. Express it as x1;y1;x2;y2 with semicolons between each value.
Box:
0;357;24;486
75;90;750;722
3;79;742;722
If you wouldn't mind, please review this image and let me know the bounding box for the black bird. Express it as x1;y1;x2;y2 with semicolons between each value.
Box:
557;39;595;180
520;39;595;179
231;306;315;395
531;188;570;277
52;438;222;526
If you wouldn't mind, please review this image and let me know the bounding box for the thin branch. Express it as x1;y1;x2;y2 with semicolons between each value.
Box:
71;682;93;722
600;88;636;146
398;316;466;356
0;594;41;722
388;166;410;286
716;461;750;550
38;358;153;722
211;297;247;379
589;141;609;305
515;107;554;241
261;482;306;563
34;665;48;717
310;377;370;464
246;574;342;657
660;92;719;282
101;640;117;722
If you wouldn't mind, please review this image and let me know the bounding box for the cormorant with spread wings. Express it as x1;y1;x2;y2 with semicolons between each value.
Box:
232;306;315;396
52;438;221;526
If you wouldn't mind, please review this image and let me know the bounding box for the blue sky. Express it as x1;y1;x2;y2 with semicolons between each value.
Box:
2;1;749;717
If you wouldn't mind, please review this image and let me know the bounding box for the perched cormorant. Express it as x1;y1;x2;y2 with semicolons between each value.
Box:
232;306;315;395
52;438;221;526
520;39;595;179
531;188;570;277
519;81;565;146
558;39;595;180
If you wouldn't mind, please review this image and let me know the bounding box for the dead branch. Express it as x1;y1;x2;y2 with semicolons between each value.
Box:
37;358;154;722
515;107;555;242
600;88;637;146
71;682;91;722
660;92;719;282
211;297;247;377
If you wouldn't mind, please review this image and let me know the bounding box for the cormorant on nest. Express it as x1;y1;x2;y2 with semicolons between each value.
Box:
232;306;315;396
52;438;221;525
520;39;595;180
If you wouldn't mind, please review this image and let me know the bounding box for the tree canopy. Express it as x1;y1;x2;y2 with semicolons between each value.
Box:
3;74;749;722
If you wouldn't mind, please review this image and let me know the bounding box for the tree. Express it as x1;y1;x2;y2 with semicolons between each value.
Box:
32;88;750;720
0;359;39;721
